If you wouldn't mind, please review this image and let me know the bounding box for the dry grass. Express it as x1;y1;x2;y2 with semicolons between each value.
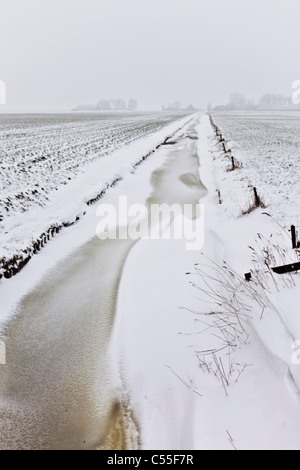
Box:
183;255;257;395
184;232;298;394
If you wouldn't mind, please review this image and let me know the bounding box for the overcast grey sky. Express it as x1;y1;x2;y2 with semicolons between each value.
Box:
0;0;299;110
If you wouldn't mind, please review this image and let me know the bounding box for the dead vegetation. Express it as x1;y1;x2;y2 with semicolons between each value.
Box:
184;255;255;395
184;233;298;394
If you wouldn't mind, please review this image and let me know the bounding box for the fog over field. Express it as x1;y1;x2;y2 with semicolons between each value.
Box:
0;0;299;111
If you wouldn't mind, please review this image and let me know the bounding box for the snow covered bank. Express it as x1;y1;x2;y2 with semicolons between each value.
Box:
205;113;300;396
196;114;300;447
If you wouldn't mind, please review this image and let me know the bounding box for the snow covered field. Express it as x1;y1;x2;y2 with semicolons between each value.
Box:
0;112;191;278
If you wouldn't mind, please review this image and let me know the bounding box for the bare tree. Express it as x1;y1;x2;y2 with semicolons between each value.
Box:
127;98;138;111
229;93;246;110
113;98;126;110
96;99;111;110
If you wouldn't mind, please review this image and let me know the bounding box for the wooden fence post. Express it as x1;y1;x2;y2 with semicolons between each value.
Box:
253;187;259;206
291;225;297;249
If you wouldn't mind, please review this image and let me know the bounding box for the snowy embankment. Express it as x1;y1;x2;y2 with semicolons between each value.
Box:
0;113;193;279
206;112;300;396
110;113;300;450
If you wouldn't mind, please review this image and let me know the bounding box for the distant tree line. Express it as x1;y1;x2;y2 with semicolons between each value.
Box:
96;98;138;111
211;92;296;111
75;98;138;112
258;94;292;107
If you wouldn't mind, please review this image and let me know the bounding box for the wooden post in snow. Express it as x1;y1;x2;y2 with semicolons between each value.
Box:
253;187;259;206
291;225;297;249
